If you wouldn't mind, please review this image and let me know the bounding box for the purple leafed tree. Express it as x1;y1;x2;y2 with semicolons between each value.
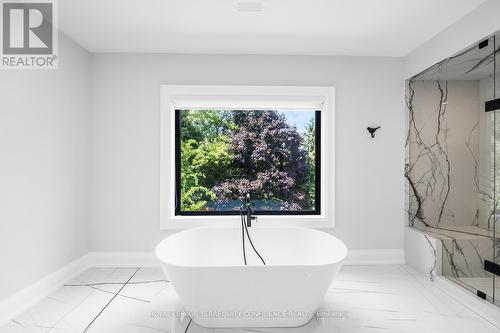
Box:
212;111;309;210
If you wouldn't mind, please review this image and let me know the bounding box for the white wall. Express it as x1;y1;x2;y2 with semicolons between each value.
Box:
89;54;405;252
404;0;500;79
0;34;91;299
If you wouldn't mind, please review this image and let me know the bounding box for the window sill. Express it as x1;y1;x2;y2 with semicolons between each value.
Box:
161;215;334;230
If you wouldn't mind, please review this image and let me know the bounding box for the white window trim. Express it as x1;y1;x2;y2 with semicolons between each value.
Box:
160;85;335;229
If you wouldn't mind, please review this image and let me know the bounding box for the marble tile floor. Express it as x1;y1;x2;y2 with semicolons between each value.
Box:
1;265;499;333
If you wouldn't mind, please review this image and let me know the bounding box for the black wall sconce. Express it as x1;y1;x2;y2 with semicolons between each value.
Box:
367;126;380;138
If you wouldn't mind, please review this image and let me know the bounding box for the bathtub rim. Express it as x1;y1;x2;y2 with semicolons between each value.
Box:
155;226;348;269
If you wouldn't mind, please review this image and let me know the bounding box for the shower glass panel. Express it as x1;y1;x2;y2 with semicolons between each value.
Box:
406;33;499;304
495;33;499;307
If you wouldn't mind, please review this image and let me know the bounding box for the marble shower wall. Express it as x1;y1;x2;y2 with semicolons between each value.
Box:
406;80;481;229
478;76;496;231
441;238;492;278
405;78;495;280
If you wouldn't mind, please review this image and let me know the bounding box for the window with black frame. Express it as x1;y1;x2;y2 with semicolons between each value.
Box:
175;109;321;216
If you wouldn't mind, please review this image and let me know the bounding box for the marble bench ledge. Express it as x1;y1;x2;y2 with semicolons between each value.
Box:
412;225;499;241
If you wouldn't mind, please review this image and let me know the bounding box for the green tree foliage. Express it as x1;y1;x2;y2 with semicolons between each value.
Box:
179;110;234;211
181;110;235;141
179;109;317;212
212;111;309;210
302;119;316;209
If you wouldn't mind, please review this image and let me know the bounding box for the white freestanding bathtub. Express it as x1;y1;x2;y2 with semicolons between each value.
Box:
155;227;347;328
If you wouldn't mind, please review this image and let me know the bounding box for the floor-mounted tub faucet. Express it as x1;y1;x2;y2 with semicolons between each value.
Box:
241;193;257;227
239;193;265;265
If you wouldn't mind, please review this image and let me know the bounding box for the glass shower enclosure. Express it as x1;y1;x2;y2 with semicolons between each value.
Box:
406;32;499;305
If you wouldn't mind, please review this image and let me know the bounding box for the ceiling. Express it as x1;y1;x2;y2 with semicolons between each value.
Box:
59;0;486;56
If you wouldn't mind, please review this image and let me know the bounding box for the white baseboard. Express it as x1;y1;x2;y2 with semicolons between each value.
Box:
0;248;404;325
0;255;89;325
344;249;405;265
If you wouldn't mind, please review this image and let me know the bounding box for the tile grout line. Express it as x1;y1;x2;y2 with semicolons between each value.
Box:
64;279;169;287
73;282;151;303
81;267;141;333
184;318;192;333
45;287;103;333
